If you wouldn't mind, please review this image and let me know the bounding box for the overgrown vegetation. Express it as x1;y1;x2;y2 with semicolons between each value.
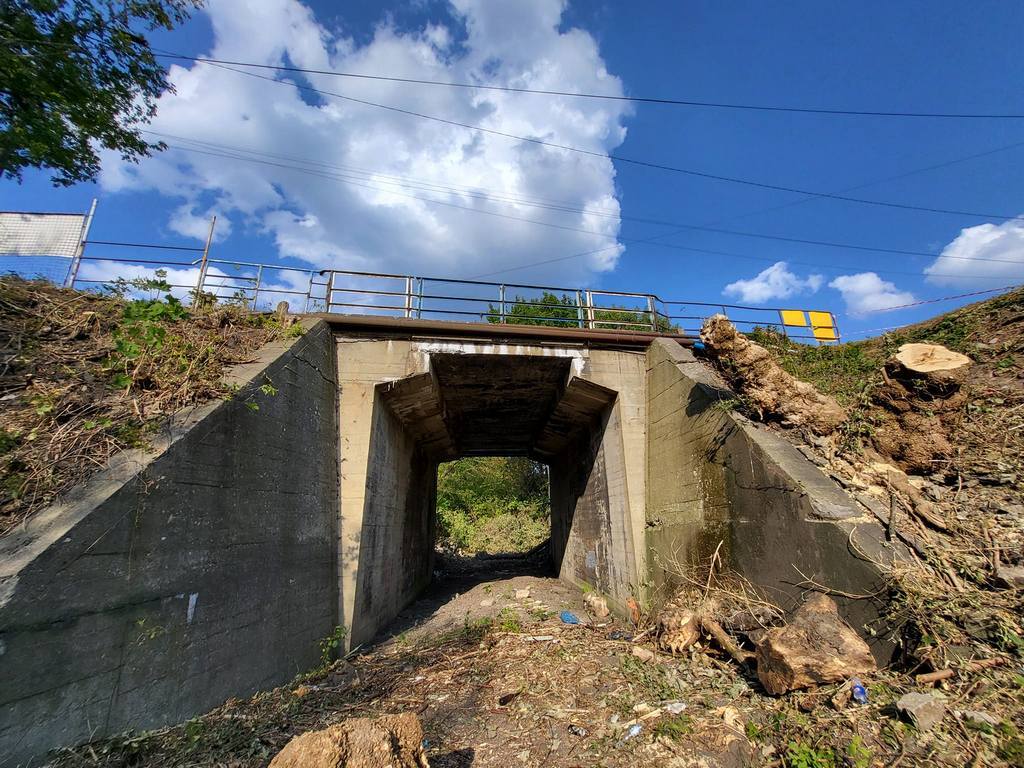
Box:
435;456;550;554
0;276;294;535
486;290;676;332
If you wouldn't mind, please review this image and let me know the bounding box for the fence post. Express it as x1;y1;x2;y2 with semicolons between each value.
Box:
646;295;658;331
196;215;217;298
585;290;595;329
251;264;263;310
326;271;336;313
575;290;585;328
416;278;424;318
499;284;506;324
401;276;413;319
64;198;97;288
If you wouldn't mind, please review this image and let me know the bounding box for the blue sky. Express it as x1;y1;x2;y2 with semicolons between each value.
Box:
3;0;1023;339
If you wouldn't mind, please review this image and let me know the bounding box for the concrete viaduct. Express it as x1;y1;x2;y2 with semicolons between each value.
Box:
0;317;898;766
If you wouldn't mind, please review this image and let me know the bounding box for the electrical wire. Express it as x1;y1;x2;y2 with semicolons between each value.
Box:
151;50;1024;120
162;142;1024;281
199;59;1024;221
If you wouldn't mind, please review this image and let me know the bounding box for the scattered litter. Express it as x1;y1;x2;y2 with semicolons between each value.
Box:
515;588;531;599
849;680;869;705
664;702;687;715
524;635;556;642
498;691;520;706
559;610;580;625
480;599;494;607
622;724;643;741
607;630;633;641
897;692;947;732
609;714;620;725
567;724;587;737
583;592;610;618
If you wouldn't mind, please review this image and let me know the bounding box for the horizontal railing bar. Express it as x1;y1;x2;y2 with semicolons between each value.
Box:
79;256;200;267
85;240;205;252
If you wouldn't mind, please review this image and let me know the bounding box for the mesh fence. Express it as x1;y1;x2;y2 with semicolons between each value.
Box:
0;211;85;285
0;255;70;284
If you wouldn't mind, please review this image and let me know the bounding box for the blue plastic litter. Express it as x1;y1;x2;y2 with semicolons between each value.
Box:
693;341;706;350
851;678;868;705
559;610;580;625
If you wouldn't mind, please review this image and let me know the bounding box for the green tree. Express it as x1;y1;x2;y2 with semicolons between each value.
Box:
1;0;201;186
487;291;675;332
436;457;550;553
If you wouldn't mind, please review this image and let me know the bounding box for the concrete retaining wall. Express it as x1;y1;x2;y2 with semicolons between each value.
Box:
0;321;339;767
644;339;900;657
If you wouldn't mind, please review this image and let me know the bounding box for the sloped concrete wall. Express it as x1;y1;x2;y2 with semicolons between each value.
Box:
645;339;899;656
0;321;339;768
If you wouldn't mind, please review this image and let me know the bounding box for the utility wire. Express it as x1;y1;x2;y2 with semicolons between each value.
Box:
4;37;1022;119
163;142;1024;279
151;50;1024;120
198;60;1023;221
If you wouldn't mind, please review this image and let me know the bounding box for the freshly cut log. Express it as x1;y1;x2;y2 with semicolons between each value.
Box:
891;343;971;375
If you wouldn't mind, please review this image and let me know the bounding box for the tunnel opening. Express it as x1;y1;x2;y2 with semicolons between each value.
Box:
433;456;553;584
343;347;633;647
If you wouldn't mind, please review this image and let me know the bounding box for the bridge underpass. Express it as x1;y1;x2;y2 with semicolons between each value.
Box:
0;317;898;765
337;340;645;647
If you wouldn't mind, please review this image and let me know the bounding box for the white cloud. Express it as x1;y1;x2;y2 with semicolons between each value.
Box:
98;0;631;285
722;261;824;304
925;217;1024;287
168;204;232;243
828;272;915;316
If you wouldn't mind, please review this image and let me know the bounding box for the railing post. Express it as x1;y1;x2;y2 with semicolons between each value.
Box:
64;198;97;288
404;276;414;319
416;278;424;318
196;215;217;298
499;284;506;324
326;271;336;314
646;295;658;331
585;290;595;329
303;270;314;313
251;264;263;310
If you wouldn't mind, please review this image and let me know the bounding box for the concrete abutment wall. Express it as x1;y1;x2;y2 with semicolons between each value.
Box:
0;327;900;766
0;321;340;767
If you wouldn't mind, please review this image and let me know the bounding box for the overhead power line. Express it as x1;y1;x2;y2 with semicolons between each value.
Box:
198;59;1024;222
162;141;1024;281
150;50;1024;120
4;37;1022;119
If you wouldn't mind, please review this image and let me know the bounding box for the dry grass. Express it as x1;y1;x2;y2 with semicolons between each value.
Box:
0;277;289;536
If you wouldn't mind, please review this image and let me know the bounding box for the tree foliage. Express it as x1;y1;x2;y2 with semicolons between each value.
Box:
436;457;549;553
0;0;201;186
486;291;675;332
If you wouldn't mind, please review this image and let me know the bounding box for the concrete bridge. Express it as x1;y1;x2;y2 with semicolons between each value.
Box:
0;316;893;766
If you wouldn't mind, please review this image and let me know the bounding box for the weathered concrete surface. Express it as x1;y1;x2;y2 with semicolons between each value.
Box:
335;338;648;645
644;339;901;659
0;321;339;767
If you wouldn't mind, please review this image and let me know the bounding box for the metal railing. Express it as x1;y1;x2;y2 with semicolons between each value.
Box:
60;248;840;342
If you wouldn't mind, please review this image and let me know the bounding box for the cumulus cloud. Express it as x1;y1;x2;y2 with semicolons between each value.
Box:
722;261;824;304
168;204;232;243
99;0;631;285
925;217;1024;287
828;273;915;316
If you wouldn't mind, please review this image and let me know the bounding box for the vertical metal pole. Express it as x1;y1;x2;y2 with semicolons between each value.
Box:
251;265;263;310
196;215;217;297
646;295;658;331
499;284;506;324
416;278;424;318
302;270;313;313
585;290;595;329
326;271;336;313
575;290;584;328
64;198;97;288
404;276;413;319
